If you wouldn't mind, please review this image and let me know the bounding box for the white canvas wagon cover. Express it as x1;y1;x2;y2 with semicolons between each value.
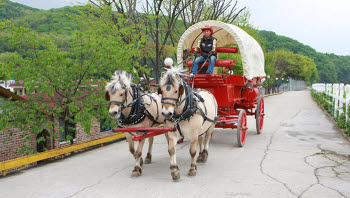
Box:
177;20;266;80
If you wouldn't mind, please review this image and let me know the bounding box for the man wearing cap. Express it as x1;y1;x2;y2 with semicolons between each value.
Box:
191;25;217;74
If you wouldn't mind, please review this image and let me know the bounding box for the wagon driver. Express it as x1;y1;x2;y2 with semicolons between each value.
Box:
191;25;217;75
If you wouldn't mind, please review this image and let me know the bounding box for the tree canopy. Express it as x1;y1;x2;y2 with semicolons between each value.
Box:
265;50;318;82
0;0;40;20
0;6;148;147
259;30;350;84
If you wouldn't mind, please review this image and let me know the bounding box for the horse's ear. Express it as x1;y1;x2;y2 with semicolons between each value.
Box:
158;87;162;95
179;85;184;95
105;92;110;101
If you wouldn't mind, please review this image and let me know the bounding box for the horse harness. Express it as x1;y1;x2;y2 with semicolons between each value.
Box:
161;81;218;137
109;84;161;127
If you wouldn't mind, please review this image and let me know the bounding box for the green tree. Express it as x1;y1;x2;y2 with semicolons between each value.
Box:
0;0;40;20
258;30;347;83
0;51;21;81
265;50;318;82
0;7;148;147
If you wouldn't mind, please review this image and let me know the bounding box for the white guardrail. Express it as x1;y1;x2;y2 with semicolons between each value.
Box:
312;83;350;122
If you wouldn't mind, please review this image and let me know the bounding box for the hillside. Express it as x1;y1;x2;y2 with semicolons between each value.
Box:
0;0;40;20
259;31;350;84
13;6;82;34
0;1;349;84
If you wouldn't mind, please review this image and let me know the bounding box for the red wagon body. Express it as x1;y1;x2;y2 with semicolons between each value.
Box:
184;47;265;146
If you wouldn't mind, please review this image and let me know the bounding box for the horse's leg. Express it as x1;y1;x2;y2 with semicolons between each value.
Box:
196;135;204;163
125;133;135;157
165;133;169;144
188;134;198;176
131;139;146;177
201;126;215;163
144;137;153;164
167;132;180;180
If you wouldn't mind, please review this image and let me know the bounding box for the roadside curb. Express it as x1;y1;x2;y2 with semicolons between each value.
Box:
264;91;287;97
0;133;126;176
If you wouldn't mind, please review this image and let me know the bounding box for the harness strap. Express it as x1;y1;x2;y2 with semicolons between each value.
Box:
109;100;125;108
193;91;207;115
118;85;147;126
144;94;160;121
197;107;219;123
175;122;184;138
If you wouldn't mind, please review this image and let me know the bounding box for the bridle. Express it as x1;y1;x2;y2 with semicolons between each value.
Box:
159;81;186;108
160;81;194;111
161;88;182;107
108;85;136;111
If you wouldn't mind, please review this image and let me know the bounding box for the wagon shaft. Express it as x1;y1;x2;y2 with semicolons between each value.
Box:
114;127;175;141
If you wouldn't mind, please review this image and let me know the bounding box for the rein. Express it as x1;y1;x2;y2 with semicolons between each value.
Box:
176;53;196;68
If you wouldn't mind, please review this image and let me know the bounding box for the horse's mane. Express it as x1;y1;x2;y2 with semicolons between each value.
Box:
105;70;133;92
159;66;187;88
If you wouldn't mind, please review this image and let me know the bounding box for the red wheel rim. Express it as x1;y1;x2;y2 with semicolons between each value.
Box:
240;111;247;145
258;98;264;131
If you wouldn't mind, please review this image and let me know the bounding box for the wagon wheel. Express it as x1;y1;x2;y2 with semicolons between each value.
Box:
255;96;265;134
237;109;247;147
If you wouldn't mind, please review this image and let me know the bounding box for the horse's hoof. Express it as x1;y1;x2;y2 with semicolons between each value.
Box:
144;153;152;164
131;166;142;177
144;158;152;164
131;171;141;177
188;169;197;176
196;156;203;163
188;164;197;176
170;165;180;180
201;150;208;163
171;171;181;180
199;155;207;163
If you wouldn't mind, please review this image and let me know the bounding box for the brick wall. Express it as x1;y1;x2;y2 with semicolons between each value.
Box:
0;126;37;163
1;119;115;175
53;118;115;149
0;126;37;175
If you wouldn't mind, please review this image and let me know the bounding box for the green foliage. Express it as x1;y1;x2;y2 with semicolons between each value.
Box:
0;6;148;143
1;1;349;84
311;90;350;137
13;6;83;35
0;51;21;79
0;0;40;20
265;50;318;82
259;30;349;84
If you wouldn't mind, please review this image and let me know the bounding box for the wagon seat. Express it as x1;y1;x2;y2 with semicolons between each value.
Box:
185;47;239;74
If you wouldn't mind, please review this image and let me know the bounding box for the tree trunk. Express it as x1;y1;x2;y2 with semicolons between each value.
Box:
155;13;160;83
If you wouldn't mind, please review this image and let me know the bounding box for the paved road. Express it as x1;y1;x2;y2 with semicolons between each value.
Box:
1;90;350;198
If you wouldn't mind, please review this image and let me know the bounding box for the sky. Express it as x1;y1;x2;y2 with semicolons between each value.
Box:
11;0;350;56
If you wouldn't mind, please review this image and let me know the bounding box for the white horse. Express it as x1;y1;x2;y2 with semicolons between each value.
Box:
158;66;218;180
106;70;164;176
